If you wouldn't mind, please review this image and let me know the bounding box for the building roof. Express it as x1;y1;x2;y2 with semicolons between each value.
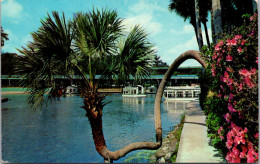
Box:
2;74;199;80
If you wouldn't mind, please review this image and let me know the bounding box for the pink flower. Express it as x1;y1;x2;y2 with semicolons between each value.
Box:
256;57;258;64
244;127;248;133
250;30;255;36
254;133;259;139
250;16;254;21
215;44;221;51
226;139;233;149
228;103;237;113
238;83;243;91
227;78;234;86
226;38;237;46
227;130;235;139
240;145;248;158
250;68;257;75
212;54;217;60
237;47;243;53
226;55;233;61
247;148;258;163
241;39;246;45
235;35;242;40
239;69;251;77
244;77;256;88
218;126;223;134
234;136;245;145
211;68;216;76
226;147;241;163
224;113;231;123
228;93;234;102
226;67;233;73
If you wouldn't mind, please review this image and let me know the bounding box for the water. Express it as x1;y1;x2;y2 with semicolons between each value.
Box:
1;93;187;163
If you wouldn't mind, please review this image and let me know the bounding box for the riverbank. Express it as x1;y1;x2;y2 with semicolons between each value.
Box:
150;100;226;163
150;114;185;163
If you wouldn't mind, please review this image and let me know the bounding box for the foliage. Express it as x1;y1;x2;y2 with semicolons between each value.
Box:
200;13;258;163
153;54;168;68
17;9;156;109
220;0;255;33
1;52;19;75
1;26;9;47
17;11;73;109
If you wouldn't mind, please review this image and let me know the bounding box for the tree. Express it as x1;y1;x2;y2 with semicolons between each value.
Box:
18;9;157;162
198;0;211;47
1;26;9;47
113;25;156;85
17;11;74;108
153;54;168;67
169;0;210;50
1;52;19;75
212;0;223;43
195;0;203;50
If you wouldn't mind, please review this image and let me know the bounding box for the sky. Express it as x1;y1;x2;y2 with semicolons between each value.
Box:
1;0;212;66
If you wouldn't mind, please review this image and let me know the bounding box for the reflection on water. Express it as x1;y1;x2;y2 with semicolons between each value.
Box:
163;101;189;114
2;93;187;163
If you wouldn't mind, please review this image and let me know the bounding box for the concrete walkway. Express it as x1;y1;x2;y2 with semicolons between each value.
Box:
176;100;225;163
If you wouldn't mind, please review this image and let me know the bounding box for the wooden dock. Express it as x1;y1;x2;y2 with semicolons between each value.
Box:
98;88;122;93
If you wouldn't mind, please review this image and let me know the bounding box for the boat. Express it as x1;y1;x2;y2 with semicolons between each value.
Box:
122;85;146;97
163;86;201;101
145;85;157;94
65;85;79;94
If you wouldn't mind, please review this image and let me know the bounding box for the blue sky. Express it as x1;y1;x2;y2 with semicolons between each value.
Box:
1;0;212;66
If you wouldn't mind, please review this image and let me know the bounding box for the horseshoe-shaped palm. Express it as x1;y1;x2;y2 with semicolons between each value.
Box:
86;50;207;162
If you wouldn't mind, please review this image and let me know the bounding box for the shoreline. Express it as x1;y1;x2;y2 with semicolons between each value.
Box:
150;114;185;163
2;92;29;94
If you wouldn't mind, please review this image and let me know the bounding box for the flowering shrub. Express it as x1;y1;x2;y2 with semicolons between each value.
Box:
200;13;258;163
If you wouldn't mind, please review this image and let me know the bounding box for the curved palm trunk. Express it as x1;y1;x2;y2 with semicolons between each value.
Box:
83;91;160;162
202;21;211;47
85;50;206;162
154;50;206;142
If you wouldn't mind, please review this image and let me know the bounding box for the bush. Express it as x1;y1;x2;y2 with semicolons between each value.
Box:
200;13;258;163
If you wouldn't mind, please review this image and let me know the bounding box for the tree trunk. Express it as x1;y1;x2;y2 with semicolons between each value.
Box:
211;8;216;43
191;23;199;48
83;92;160;162
154;50;206;144
84;51;207;162
195;0;203;51
202;21;211;47
252;0;258;12
212;0;223;43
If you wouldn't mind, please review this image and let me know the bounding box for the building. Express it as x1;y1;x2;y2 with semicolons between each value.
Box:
1;66;203;88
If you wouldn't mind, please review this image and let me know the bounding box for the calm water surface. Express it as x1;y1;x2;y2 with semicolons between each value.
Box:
2;93;187;163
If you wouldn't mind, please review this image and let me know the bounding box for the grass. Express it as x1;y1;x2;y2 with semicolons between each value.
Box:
170;114;185;163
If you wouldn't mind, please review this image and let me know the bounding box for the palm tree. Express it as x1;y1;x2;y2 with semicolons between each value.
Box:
198;0;211;47
212;0;223;43
1;26;9;47
72;9;123;91
154;50;206;144
18;9;158;162
195;0;203;50
113;25;155;85
169;0;207;50
17;11;73;108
